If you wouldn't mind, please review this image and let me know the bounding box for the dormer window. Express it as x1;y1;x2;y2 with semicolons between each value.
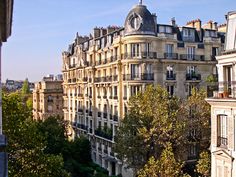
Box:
159;26;172;33
183;28;195;37
205;30;217;37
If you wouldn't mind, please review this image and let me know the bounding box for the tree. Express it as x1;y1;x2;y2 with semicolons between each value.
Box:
22;78;30;94
115;85;188;172
186;88;211;152
138;156;159;177
196;151;211;177
138;143;187;177
157;143;184;177
37;116;68;155
2;93;69;177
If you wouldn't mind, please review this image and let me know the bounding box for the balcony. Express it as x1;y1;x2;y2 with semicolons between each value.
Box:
164;53;178;59
95;127;113;141
203;37;221;43
166;73;176;80
77;124;88;131
103;95;107;99
122;52;157;59
212;81;232;98
179;54;205;61
123;73;154;81
113;95;118;100
157;33;177;40
186;73;201;81
217;136;228;148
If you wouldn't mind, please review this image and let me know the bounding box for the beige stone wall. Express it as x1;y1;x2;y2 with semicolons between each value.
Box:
33;81;63;120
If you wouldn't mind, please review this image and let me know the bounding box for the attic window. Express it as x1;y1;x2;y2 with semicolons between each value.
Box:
159;26;172;33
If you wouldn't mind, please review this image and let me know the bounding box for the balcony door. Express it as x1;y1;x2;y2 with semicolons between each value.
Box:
131;43;141;58
187;46;195;60
217;115;228;147
165;44;174;58
131;64;140;79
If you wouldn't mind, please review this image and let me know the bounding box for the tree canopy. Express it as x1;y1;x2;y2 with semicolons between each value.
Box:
115;85;188;171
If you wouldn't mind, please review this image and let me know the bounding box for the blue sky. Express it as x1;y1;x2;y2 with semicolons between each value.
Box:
2;0;236;82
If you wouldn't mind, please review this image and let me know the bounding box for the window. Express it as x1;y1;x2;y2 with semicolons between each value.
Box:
114;86;117;96
130;85;141;96
145;64;152;74
187;46;195;60
159;26;172;33
212;47;219;57
131;64;140;79
183;28;194;37
187;66;196;74
217;115;228;147
48;95;53;102
205;30;217;37
167;85;174;96
188;144;197;158
165;44;174;56
131;43;141;57
124;86;127;98
167;65;174;79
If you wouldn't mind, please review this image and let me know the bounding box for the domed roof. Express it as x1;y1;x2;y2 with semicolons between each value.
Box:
124;4;156;36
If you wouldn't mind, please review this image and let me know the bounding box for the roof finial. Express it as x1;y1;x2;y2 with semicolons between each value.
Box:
139;0;142;5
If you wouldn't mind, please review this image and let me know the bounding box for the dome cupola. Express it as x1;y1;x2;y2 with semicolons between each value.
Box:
124;0;156;36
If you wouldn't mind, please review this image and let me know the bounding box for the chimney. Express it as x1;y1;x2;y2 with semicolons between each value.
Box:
194;19;201;30
213;22;218;30
152;13;157;33
171;17;176;26
207;20;213;29
186;20;195;28
100;28;107;37
93;27;101;38
107;26;118;33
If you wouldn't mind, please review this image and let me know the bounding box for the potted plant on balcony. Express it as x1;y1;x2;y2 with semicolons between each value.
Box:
223;86;229;98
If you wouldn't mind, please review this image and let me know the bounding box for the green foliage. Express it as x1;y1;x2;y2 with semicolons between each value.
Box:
157;143;184;177
138;156;159;177
115;85;188;171
22;78;30;94
138;143;187;177
187;88;211;151
196;151;211;177
2;92;110;177
205;74;218;83
2;93;69;177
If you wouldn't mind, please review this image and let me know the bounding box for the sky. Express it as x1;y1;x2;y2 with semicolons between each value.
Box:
2;0;236;82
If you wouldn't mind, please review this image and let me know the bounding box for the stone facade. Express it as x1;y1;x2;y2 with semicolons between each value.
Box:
33;75;63;120
62;2;225;176
206;11;236;177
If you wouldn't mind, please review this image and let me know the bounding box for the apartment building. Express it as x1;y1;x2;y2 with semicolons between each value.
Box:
62;2;225;176
206;11;236;177
33;75;63;120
